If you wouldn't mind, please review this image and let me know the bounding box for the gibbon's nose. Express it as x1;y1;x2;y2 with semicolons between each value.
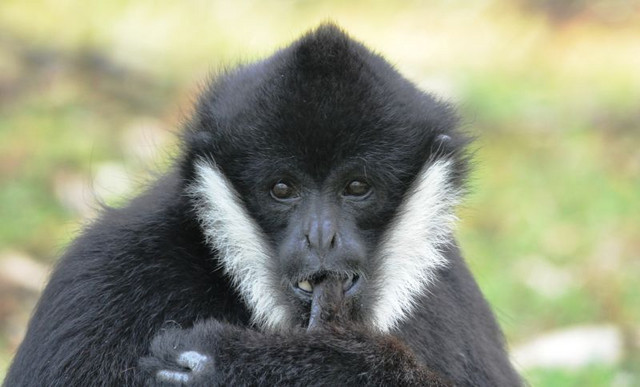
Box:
305;218;338;252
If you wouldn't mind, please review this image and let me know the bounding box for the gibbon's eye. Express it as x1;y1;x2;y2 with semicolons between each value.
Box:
271;181;297;200
344;180;371;197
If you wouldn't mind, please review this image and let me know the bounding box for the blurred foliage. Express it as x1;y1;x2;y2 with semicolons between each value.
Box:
0;0;639;384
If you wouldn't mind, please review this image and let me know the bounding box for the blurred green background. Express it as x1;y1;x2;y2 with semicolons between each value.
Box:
0;0;638;385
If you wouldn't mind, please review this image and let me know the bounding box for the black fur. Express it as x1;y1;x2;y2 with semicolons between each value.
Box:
5;24;520;386
141;321;450;386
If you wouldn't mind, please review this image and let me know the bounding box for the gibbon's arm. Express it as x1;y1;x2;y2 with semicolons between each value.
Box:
141;320;450;387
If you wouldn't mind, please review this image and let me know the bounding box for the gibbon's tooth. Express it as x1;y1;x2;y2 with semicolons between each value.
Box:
298;281;313;292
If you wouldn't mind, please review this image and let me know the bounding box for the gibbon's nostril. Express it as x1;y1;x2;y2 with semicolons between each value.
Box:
305;234;311;248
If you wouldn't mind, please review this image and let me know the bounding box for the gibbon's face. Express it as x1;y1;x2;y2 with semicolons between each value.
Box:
184;25;466;333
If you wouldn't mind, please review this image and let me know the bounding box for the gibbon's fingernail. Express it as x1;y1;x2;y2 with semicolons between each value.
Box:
307;282;325;331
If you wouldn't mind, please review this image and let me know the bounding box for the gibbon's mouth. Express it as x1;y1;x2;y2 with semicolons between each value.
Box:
291;272;362;331
295;273;360;296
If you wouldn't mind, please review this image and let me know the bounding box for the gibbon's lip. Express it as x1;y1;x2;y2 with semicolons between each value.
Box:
342;273;360;294
295;273;360;295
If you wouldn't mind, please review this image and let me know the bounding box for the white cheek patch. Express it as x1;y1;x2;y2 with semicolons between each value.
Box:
188;160;289;331
371;159;461;332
